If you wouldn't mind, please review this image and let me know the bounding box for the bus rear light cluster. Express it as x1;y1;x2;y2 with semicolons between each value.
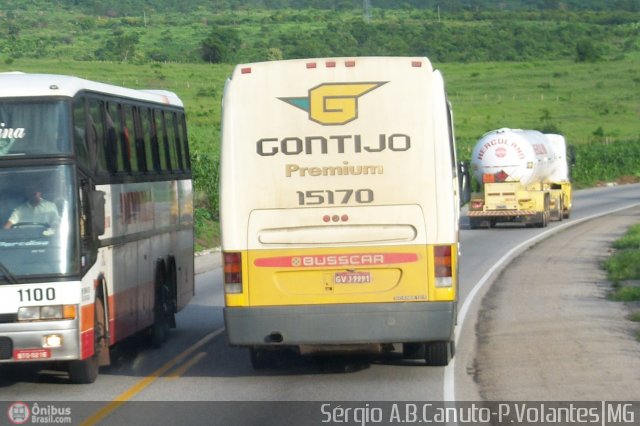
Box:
223;252;243;294
322;214;349;223
434;245;453;288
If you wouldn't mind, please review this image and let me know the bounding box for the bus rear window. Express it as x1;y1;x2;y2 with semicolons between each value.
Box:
0;100;71;156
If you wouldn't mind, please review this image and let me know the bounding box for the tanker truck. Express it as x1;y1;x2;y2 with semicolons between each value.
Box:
467;128;572;228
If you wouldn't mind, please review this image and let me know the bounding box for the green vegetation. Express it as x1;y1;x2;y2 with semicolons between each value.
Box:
1;1;639;248
613;224;640;250
604;224;640;299
605;223;640;340
604;250;640;284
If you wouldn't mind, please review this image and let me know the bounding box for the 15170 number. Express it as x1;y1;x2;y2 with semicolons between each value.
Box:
297;189;374;206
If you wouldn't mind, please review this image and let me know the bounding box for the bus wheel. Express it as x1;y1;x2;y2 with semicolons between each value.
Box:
402;343;425;360
151;265;171;348
68;298;106;384
167;256;178;328
424;340;453;367
249;347;277;370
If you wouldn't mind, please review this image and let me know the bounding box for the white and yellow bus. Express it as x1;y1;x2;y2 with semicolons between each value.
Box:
220;57;467;368
0;73;194;383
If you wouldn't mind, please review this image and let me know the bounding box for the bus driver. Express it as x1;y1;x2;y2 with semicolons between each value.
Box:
3;187;60;229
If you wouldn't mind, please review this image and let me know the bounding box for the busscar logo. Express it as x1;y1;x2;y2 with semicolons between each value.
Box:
279;82;387;125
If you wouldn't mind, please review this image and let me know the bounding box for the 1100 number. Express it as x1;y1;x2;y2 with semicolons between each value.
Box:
18;287;56;302
296;189;374;206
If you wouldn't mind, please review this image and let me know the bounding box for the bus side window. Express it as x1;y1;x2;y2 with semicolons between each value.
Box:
178;113;191;171
142;108;156;173
72;97;90;171
133;107;147;172
90;99;108;174
165;112;179;173
104;103;119;174
169;112;183;172
121;104;137;173
153;109;167;172
159;111;175;172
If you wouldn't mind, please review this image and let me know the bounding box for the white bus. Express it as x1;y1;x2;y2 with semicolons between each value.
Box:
0;73;194;383
220;57;468;368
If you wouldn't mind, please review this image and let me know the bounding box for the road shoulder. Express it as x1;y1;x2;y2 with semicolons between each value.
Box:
472;207;640;400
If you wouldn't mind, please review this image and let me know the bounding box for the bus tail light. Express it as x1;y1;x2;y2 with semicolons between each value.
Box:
434;245;453;288
223;252;243;294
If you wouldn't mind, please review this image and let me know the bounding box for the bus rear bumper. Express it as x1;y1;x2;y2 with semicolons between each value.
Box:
224;302;456;346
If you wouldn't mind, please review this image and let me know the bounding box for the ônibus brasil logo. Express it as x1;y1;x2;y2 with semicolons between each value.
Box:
279;82;387;126
7;402;30;424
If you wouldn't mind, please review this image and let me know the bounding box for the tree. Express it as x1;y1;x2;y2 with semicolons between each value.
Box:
201;27;241;63
575;39;601;62
95;30;140;62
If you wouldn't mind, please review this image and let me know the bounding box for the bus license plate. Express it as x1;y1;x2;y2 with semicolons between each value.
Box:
334;271;371;284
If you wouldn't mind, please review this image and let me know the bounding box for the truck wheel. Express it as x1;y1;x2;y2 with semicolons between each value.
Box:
469;218;482;230
68;298;106;384
551;197;563;221
535;212;548;228
557;198;564;221
425;340;453;366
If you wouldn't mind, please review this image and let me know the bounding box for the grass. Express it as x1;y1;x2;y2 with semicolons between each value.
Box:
2;54;640;248
613;224;640;250
606;224;640;341
604;250;640;284
439;52;640;158
610;286;640;302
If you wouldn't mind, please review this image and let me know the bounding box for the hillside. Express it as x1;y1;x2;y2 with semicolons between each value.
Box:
1;1;638;64
1;1;639;248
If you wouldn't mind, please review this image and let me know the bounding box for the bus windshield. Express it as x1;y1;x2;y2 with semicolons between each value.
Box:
0;100;71;156
0;165;77;281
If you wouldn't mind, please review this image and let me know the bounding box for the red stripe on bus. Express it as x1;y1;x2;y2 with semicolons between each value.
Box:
81;329;94;359
254;253;419;268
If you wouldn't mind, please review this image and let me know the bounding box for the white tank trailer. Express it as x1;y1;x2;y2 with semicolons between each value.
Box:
471;128;569;185
467;128;572;228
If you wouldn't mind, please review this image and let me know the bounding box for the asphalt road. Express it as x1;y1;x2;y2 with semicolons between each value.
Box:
2;183;640;425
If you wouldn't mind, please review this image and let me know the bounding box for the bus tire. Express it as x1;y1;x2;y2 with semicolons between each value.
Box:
167;256;178;328
249;347;276;370
150;263;171;348
424;340;453;366
402;343;426;360
68;298;106;384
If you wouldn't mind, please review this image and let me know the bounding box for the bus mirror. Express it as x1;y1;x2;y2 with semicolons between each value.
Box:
458;161;471;206
90;190;106;236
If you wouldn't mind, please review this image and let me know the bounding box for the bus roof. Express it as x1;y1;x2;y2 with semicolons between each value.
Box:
0;72;184;107
230;56;435;79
